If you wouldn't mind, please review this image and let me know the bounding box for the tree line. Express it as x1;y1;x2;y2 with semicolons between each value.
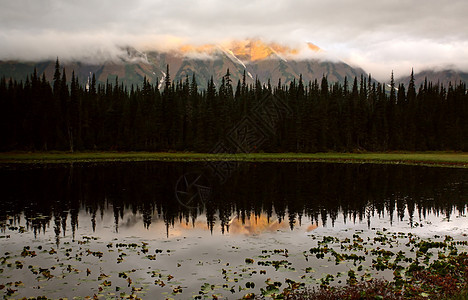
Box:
1;59;467;152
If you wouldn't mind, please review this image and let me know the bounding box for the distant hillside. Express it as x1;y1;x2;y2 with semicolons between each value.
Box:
5;40;466;90
0;40;367;89
0;59;158;89
397;69;468;88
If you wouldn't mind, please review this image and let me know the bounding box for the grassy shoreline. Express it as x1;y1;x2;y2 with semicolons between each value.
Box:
1;151;467;168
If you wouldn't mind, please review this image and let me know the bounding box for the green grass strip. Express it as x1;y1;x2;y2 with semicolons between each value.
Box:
1;151;467;168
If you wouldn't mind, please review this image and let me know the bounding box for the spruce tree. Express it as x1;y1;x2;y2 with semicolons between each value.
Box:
53;58;61;96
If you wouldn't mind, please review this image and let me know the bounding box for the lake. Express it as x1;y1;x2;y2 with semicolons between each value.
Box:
1;162;467;299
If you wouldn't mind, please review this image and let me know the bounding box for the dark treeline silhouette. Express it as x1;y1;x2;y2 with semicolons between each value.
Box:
1;162;467;241
1;59;467;152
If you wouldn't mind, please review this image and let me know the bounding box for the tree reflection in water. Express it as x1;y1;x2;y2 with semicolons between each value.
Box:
1;162;466;242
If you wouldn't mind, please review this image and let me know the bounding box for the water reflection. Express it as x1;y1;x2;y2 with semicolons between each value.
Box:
1;162;466;240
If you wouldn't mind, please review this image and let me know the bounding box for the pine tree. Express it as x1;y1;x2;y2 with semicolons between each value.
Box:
388;71;398;149
164;64;171;92
53;58;61;95
407;69;416;103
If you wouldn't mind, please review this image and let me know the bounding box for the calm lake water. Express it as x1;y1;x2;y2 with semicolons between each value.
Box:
1;162;467;299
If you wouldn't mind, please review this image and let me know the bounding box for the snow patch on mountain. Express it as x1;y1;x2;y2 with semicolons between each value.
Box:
158;71;166;89
218;46;247;69
270;48;287;62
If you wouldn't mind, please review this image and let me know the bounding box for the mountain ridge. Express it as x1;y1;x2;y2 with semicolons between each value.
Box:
1;40;467;89
0;40;366;89
396;69;468;88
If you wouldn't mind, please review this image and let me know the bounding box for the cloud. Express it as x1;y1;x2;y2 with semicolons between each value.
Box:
329;38;468;81
1;0;468;80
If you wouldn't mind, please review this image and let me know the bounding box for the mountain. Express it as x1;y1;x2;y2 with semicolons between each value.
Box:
396;69;468;88
0;39;367;89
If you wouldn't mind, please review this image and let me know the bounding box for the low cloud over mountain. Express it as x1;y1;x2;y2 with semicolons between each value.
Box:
2;0;468;80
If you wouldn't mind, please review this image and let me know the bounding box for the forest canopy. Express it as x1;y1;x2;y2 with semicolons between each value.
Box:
1;60;467;152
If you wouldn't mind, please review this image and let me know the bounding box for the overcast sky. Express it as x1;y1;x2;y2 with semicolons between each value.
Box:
1;0;468;80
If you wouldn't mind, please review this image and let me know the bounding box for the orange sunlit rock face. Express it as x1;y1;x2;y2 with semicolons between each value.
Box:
307;42;321;52
232;40;273;61
270;42;300;56
179;44;217;55
176;39;321;61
